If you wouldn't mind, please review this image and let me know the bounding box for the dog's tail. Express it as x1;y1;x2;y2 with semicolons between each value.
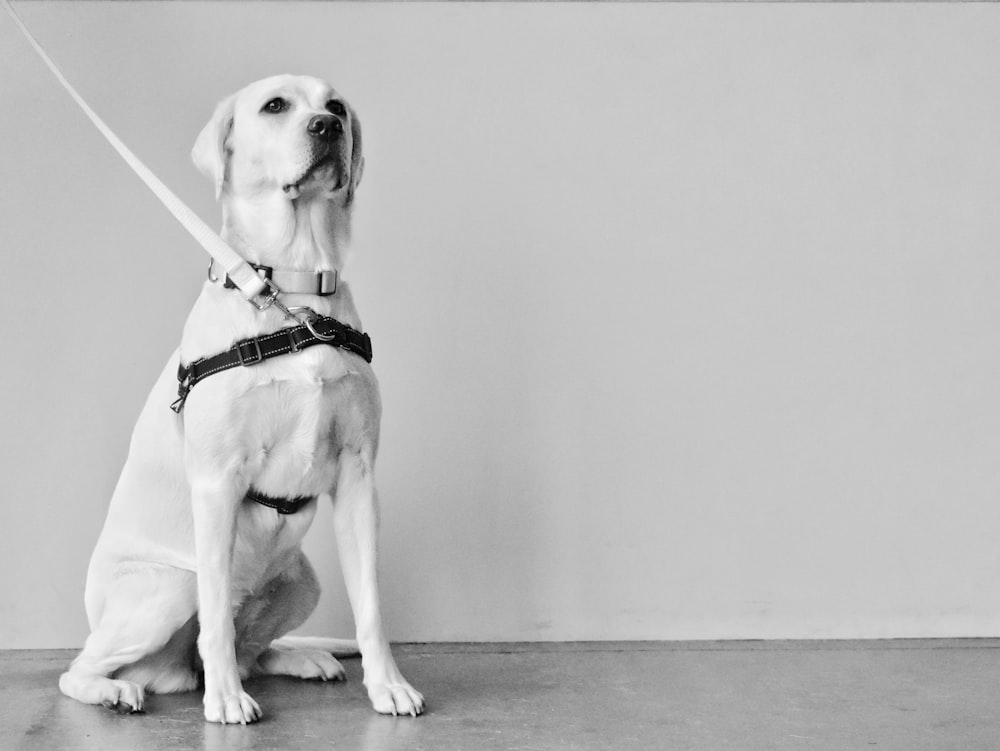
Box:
271;636;360;657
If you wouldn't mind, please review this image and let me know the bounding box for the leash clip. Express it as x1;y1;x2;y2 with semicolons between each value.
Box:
248;280;307;326
248;277;282;311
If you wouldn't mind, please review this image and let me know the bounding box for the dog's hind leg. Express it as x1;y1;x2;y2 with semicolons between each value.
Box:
235;552;346;682
115;613;200;695
59;563;197;713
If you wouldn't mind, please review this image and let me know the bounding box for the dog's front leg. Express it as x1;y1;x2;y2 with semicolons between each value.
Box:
333;449;424;716
189;474;262;724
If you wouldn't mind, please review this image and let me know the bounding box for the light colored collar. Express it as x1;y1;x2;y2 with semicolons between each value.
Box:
209;260;339;296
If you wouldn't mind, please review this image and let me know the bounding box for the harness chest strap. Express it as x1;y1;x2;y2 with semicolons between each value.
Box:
171;316;373;413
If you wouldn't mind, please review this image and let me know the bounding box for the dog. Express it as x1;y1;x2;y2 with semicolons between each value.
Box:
58;74;424;724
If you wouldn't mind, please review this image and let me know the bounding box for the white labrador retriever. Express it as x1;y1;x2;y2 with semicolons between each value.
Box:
58;75;424;724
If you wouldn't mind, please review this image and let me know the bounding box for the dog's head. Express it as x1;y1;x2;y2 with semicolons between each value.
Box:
192;75;364;204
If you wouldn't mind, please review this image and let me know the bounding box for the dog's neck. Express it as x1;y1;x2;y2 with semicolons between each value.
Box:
181;189;362;363
220;190;351;272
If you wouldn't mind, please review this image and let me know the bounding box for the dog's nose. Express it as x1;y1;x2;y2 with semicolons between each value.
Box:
307;114;342;140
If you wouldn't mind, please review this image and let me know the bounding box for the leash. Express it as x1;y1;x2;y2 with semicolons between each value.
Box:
5;0;374;417
7;3;375;517
1;0;284;310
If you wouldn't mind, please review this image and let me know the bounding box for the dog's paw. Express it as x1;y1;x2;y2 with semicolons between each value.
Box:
256;647;346;681
100;679;145;714
366;678;425;717
203;689;262;725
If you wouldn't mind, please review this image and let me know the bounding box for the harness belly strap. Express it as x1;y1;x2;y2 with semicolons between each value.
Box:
170;315;372;413
246;487;315;515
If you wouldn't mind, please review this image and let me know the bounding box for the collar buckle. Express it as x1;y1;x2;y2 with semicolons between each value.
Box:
317;269;339;296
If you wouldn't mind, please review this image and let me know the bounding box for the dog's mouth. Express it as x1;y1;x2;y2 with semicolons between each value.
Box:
282;155;339;199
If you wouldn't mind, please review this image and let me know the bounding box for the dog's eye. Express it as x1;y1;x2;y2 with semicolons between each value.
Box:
325;100;346;117
262;98;288;114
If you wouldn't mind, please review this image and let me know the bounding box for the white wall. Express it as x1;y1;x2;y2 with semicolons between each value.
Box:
2;2;999;648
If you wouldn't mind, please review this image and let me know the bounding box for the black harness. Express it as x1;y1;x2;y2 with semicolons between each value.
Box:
170;314;373;515
171;315;372;413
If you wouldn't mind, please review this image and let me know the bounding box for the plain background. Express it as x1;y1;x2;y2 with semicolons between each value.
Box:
1;2;999;649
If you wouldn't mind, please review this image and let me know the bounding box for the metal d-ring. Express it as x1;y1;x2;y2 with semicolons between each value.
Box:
285;306;339;341
304;316;339;342
207;259;219;283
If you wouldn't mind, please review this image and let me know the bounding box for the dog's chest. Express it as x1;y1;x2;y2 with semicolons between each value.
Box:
244;388;340;497
235;349;376;498
227;358;374;590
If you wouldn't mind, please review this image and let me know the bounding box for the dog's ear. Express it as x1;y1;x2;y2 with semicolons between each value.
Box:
191;94;236;200
345;104;364;205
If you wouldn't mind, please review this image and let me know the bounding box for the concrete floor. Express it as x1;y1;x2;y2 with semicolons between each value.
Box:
3;640;1000;750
